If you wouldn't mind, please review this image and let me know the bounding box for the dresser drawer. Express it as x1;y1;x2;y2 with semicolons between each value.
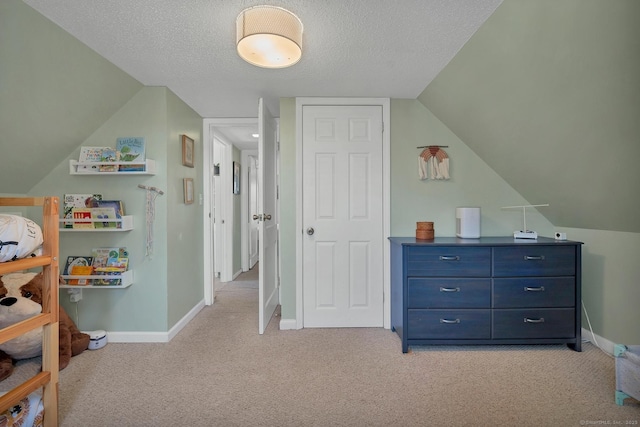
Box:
493;277;575;308
408;278;491;308
408;309;490;339
493;246;576;277
407;246;491;277
493;309;575;339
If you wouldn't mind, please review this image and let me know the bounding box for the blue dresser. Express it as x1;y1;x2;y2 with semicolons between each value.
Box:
389;236;583;353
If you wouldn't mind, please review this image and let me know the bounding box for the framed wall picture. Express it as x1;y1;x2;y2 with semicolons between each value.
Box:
181;135;194;168
183;178;194;204
233;161;240;194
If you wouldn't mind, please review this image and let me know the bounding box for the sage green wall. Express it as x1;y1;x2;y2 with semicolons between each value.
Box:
233;147;242;276
418;0;639;344
31;87;170;332
390;99;553;237
563;228;640;345
31;86;203;333
278;98;297;320
0;0;143;194
5;0;203;334
166;89;204;329
418;0;640;233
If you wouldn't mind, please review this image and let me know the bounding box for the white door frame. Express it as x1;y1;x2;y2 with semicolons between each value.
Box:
258;98;280;334
211;137;226;285
241;149;259;272
203;118;256;304
295;97;391;329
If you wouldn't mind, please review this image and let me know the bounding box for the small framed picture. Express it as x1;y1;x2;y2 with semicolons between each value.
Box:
183;178;194;204
233;161;240;194
181;135;194;168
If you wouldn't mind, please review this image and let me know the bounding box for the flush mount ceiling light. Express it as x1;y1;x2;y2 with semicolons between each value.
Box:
236;5;303;68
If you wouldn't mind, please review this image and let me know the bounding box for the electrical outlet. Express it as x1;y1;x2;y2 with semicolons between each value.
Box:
555;232;567;240
68;288;82;302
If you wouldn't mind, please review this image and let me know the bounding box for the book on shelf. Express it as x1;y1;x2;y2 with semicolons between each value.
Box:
62;255;94;285
63;194;102;228
68;265;93;285
92;248;128;286
77;147;110;173
62;256;94;275
95;200;124;219
106;257;128;271
99;147;119;172
92;275;121;286
71;208;94;229
116;137;145;171
91;247;128;269
91;207;118;228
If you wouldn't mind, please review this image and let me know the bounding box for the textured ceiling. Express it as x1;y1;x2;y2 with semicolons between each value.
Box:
22;0;502;121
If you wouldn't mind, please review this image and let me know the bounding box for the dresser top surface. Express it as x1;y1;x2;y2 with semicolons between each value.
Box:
388;236;583;246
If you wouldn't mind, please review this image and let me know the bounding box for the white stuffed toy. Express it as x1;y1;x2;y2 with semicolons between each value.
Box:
0;273;43;360
0;272;90;381
0;215;43;262
0;272;43;382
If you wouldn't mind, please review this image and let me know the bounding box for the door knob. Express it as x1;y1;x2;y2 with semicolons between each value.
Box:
306;227;315;235
253;214;262;221
264;214;272;221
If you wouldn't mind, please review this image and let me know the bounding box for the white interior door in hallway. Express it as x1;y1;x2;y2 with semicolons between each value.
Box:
258;98;279;334
302;105;384;327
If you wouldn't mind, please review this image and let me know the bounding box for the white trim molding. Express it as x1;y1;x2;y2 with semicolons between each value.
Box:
105;300;206;343
279;318;298;330
203;118;258;305
581;327;617;355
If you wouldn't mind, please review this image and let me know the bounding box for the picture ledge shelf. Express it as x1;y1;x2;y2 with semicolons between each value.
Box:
69;159;156;175
59;215;134;231
59;270;133;289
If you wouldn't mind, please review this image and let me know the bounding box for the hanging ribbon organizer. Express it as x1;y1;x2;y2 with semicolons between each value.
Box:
417;145;450;180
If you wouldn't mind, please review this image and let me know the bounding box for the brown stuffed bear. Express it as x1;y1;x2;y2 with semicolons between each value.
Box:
0;272;90;381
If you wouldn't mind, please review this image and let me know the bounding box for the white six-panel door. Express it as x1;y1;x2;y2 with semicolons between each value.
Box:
302;105;384;327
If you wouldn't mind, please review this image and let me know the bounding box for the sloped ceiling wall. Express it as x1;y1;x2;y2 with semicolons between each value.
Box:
418;0;640;233
0;0;143;194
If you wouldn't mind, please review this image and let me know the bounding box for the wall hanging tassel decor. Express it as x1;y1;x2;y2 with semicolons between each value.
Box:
138;184;164;258
418;145;450;180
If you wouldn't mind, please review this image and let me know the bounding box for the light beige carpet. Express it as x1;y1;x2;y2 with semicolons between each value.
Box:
17;267;640;425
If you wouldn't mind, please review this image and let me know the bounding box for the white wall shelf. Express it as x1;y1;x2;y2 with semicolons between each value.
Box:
60;270;133;289
59;215;133;231
69;159;156;175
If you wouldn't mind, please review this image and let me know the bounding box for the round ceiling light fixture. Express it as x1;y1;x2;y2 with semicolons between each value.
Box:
236;5;303;69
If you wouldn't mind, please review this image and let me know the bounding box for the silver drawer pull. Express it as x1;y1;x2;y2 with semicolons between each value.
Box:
439;255;460;261
440;318;461;324
524;317;545;323
524;286;545;292
440;287;460;293
524;255;545;261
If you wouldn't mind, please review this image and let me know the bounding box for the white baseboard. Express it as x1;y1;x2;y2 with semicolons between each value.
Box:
106;299;206;343
232;269;243;280
279;318;299;330
582;327;617;355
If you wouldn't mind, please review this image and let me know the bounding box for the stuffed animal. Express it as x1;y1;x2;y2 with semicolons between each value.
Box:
0;272;90;381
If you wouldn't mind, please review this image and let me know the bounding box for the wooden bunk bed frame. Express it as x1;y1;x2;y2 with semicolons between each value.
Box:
0;196;59;426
